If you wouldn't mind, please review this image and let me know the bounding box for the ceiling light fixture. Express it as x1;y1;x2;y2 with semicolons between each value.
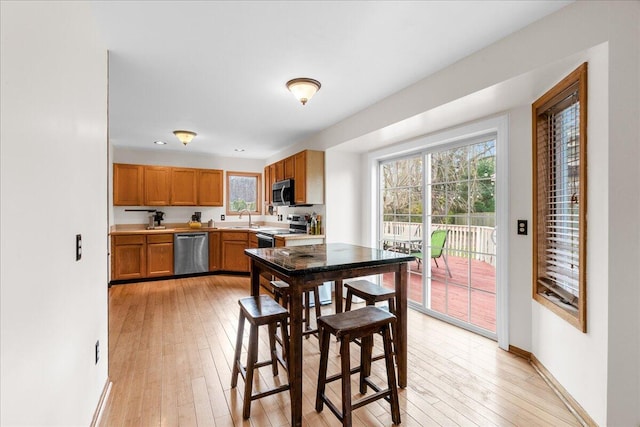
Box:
173;130;197;146
154;140;167;145
286;78;321;106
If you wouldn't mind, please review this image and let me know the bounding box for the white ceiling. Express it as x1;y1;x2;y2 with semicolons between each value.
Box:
91;0;571;159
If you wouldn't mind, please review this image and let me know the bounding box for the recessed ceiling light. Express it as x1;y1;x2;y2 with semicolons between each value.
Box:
234;148;245;152
154;140;167;145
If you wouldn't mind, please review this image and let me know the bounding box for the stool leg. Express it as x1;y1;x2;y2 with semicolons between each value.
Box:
313;287;322;326
382;324;400;425
345;289;353;311
360;334;373;394
231;310;245;388
280;316;290;368
243;324;258;419
268;322;279;376
340;334;353;427
315;325;331;412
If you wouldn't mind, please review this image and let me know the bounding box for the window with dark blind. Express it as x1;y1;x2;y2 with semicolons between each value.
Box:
532;63;587;332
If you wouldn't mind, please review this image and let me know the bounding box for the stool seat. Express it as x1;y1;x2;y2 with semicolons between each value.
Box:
239;295;289;326
345;279;396;301
318;306;396;339
231;295;290;419
316;306;400;426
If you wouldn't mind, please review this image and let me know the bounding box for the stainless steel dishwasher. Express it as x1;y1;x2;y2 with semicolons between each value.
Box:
174;232;209;275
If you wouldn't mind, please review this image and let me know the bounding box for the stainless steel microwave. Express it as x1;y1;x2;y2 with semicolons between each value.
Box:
272;179;294;206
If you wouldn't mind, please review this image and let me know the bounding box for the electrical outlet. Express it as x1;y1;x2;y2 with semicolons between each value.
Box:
220;214;225;221
517;220;528;235
95;340;100;364
76;234;82;261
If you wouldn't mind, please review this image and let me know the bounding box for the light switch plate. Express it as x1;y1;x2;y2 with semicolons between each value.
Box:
76;234;82;261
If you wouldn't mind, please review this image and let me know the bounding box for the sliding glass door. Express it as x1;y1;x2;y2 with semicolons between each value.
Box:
379;136;497;336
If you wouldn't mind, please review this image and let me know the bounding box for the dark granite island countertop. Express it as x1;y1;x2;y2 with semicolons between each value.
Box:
244;242;414;427
244;242;415;276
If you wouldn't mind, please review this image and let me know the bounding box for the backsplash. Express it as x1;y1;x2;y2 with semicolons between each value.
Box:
113;204;325;227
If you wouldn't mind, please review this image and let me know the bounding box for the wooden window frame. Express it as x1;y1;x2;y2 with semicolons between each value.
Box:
226;171;262;215
532;63;588;332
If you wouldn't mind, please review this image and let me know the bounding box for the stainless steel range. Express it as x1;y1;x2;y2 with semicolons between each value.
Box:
255;214;332;305
255;214;308;248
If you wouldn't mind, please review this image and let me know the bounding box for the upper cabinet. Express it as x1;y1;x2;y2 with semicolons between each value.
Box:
114;164;144;206
113;163;223;207
198;169;223;206
294;150;324;205
171;168;198;206
144;166;171;206
283;156;295;180
263;150;324;206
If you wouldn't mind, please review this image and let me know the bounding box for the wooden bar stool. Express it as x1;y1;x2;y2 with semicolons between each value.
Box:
345;279;396;313
315;306;401;426
270;280;322;339
231;295;290;419
344;279;396;362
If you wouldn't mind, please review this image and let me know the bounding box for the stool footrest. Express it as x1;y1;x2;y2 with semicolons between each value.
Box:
251;384;290;401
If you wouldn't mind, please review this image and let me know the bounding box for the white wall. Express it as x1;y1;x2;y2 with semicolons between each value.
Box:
0;2;109;425
324;150;362;244
293;2;639;425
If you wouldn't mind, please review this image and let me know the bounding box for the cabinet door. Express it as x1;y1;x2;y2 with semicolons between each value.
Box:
144;166;171;206
209;231;221;271
221;231;249;272
222;241;250;272
112;235;146;279
171;168;198;206
294;151;307;205
147;244;173;277
283;155;295;179
275;160;284;182
146;234;173;277
113;164;143;206
198;169;223;206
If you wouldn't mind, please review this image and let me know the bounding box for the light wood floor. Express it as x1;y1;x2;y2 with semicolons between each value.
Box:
99;275;580;427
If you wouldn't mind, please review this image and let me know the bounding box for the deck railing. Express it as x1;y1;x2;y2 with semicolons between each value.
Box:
382;222;496;266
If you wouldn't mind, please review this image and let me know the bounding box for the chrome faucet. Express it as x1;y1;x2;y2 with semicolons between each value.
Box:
238;209;252;228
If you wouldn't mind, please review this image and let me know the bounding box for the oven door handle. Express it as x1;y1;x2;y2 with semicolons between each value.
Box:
256;233;274;240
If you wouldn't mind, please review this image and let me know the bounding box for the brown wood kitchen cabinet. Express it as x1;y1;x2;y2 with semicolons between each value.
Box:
264;165;271;204
144;166;171;206
209;231;221;271
294;150;324;205
113;164;144;206
112;235;146;280
114;163;224;207
146;234;174;277
171;168;198;205
198;169;223;206
221;231;249;272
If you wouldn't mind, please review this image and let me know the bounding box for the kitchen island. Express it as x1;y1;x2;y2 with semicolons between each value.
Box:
244;243;414;427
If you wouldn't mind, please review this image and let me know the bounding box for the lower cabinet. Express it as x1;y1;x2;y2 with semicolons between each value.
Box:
221;231;249;272
111;233;174;280
209;231;221;271
146;234;174;277
112;235;146;280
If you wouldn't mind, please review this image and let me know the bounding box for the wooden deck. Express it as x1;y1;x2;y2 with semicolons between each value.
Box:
382;255;497;333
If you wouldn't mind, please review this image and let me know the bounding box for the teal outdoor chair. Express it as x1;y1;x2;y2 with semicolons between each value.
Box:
412;229;452;277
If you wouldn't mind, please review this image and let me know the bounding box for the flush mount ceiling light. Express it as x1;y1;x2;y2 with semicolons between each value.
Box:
173;130;197;146
154;140;167;145
286;78;321;106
